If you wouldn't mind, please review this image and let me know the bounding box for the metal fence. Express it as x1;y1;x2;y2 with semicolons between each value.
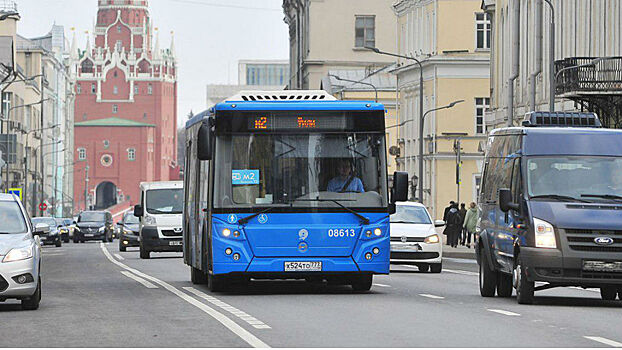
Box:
555;57;622;94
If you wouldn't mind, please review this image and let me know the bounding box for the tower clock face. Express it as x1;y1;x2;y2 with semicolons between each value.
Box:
101;154;113;167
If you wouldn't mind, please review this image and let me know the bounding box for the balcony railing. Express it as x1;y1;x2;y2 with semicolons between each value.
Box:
555;57;622;95
0;0;17;13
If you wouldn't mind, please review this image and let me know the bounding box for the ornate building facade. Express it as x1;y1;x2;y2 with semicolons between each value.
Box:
72;0;177;210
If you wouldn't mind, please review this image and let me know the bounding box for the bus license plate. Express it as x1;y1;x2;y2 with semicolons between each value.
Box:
169;241;182;246
284;261;322;272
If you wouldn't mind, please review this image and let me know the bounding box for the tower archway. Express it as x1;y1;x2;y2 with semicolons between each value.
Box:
95;181;118;209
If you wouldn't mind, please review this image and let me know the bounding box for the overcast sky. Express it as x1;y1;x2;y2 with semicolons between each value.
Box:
15;0;289;125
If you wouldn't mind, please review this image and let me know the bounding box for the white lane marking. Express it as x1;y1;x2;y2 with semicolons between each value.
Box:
114;253;125;261
184;287;271;330
443;257;477;264
41;253;64;256
584;336;622;348
444;268;479;276
99;243;270;348
569;286;600;293
487;309;521;316
419;294;445;299
373;283;391;288
120;271;158;289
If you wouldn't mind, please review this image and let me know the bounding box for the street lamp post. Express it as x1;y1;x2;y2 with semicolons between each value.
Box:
329;74;378;102
366;47;425;202
543;0;556;112
42;147;65;216
22;124;58;214
30;139;60;215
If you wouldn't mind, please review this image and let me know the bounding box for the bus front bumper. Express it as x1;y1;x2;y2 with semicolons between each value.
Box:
213;257;389;275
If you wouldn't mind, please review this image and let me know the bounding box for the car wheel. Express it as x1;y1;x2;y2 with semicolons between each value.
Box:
73;237;78;243
479;247;497;297
618;286;622;300
514;255;534;304
139;244;150;259
119;243;126;252
600;286;617;301
418;264;430;273
21;276;41;311
351;273;373;292
55;240;62;248
208;273;227;292
497;272;513;297
430;263;442;273
191;267;207;285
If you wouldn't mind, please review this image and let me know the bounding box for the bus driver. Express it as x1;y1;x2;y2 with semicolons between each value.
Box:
327;159;365;193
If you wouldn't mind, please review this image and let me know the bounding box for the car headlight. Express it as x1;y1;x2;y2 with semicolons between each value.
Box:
424;234;440;244
144;216;156;225
60;228;68;234
3;246;34;263
533;217;557;249
98;226;105;232
123;228;133;235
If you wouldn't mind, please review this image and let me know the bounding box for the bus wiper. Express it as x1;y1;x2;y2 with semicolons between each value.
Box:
530;194;591;203
580;194;622;202
238;207;277;225
298;198;370;225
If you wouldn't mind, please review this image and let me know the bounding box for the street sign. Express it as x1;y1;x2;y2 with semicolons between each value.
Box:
39;202;48;211
8;188;22;201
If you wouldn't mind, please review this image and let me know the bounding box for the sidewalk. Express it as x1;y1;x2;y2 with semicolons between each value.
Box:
442;243;476;260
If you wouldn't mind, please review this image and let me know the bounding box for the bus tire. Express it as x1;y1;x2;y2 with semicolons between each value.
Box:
479;247;497;297
351;273;372;292
208;273;227;292
191;267;207;285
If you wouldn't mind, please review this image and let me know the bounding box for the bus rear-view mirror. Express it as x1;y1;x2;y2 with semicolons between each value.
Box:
392;171;409;203
197;121;214;161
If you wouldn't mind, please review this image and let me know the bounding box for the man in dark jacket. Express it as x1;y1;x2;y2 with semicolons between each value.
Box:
442;201;456;245
459;203;467;246
445;203;462;248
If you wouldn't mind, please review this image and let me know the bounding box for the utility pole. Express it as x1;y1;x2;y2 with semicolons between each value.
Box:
84;164;89;211
454;139;462;205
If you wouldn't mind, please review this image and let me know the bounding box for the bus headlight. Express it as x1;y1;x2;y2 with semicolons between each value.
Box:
374;228;382;236
534;217;557;249
424;234;440;244
222;228;231;237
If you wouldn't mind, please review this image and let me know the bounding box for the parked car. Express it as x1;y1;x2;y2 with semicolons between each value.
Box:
390;202;445;273
54;218;70;243
0;193;43;310
118;212;140;252
31;217;62;247
74;211;114;243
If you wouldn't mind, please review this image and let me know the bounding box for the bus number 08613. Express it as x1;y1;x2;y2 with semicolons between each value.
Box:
328;229;356;238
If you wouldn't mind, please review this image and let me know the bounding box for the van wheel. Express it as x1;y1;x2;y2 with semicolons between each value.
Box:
208;273;227;292
497;272;513;297
515;255;534;304
600;287;617;301
139;245;150;259
21;276;41;310
430;263;442;273
191;267;207;285
351;274;373;292
479;248;497;297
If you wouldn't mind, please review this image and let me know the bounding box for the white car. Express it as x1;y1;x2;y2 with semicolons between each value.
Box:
390;202;445;273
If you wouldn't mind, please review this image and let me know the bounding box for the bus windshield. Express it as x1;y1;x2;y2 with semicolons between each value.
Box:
213;133;388;209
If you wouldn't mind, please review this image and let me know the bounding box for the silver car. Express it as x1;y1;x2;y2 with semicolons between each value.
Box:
0;193;43;310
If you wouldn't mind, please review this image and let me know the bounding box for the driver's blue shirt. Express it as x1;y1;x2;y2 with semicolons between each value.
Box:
327;176;365;193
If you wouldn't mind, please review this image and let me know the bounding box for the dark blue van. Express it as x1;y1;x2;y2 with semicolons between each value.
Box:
477;112;622;304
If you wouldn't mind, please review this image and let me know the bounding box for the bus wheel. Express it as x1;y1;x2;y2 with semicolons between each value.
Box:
191;267;207;285
351;274;372;292
208;273;227;292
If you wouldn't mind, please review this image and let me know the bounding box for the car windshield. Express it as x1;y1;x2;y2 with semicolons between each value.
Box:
390;205;432;224
146;189;184;214
63;219;73;225
78;212;106;222
124;213;140;224
32;217;57;226
55;218;65;226
213;133;388;209
527;156;622;201
0;201;28;234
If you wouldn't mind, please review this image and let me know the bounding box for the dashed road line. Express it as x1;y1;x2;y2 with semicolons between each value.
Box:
99;243;270;348
584;336;622;347
373;283;391;288
184;287;271;330
487;309;521;316
419;294;445;299
443;257;477;264
114;253;125;261
444;268;479;276
120;271;158;289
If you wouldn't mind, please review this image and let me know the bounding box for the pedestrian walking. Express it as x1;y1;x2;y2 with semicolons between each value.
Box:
445;203;462;248
462;202;478;248
459;203;467;246
442;201;456;246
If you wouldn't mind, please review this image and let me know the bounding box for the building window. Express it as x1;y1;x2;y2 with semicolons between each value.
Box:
82;113;87;120
115;40;122;52
78;148;86;161
475;97;490;134
134;84;139;95
103;140;110;149
355;16;375;48
113;104;118;113
113;85;118;95
2;92;12;117
147;84;153;95
117;25;122;33
113;71;118;78
91;83;96;94
128;148;136;161
473;174;482;202
76;84;81;94
143;112;147;119
476;13;492;50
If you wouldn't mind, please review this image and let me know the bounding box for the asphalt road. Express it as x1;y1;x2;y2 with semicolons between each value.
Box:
1;241;622;347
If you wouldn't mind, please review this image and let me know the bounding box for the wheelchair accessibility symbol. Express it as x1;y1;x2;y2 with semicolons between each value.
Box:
258;214;268;224
227;214;237;224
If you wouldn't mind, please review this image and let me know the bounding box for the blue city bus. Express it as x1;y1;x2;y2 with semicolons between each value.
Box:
183;91;408;292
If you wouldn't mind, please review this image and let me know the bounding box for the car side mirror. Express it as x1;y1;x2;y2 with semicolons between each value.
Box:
197;119;214;161
391;171;409;203
434;220;446;227
134;204;144;217
34;223;50;235
499;188;520;213
72;221;77;225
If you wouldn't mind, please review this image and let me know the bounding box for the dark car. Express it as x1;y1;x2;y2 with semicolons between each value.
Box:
476;112;622;304
31;217;62;247
118;212;140;252
74;211;114;243
54;218;71;243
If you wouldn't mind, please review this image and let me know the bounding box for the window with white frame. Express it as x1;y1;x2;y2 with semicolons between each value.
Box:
76;84;81;94
473;174;482;203
147;84;153;95
355;16;375;48
115;40;123;52
127;148;136;161
113;85;118;95
112;104;118;113
475;97;490;134
134;84;139;95
1;92;11;118
78;148;86;161
91;83;96;94
476;13;492;50
117;25;122;34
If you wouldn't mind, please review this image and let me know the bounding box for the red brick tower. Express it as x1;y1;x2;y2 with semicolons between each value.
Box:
72;0;177;211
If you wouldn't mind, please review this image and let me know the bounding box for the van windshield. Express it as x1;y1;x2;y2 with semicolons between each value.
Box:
146;189;184;214
527;156;622;201
0;201;28;234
